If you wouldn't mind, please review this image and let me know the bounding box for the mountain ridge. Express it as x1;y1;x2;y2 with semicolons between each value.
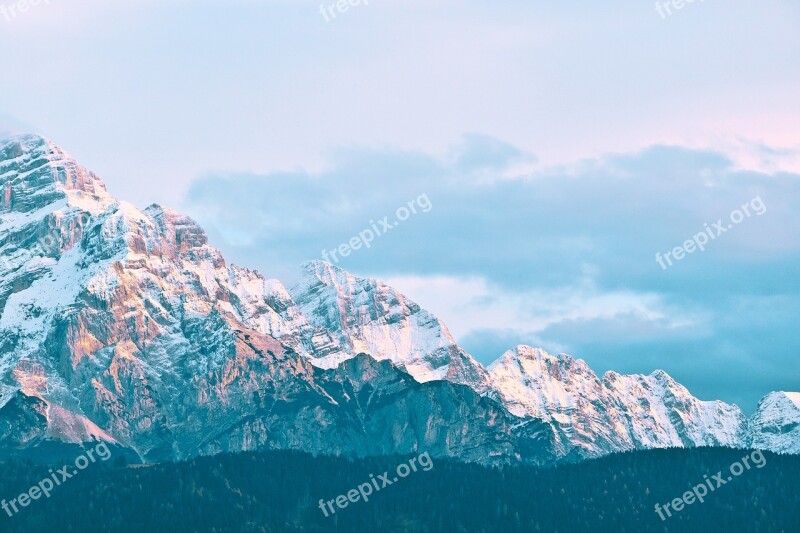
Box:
0;134;796;465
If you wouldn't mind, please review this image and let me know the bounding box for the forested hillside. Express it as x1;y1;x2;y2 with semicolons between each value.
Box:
1;447;797;532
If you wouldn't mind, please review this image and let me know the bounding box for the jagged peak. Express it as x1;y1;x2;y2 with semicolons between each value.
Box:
302;259;337;272
0;132;50;152
228;264;294;299
296;260;413;307
0;134;113;216
489;345;586;370
603;368;677;388
0;133;76;175
300;259;354;286
783;392;800;408
517;345;559;359
144;203;196;222
758;391;800;410
647;368;677;384
144;203;209;247
229;263;265;281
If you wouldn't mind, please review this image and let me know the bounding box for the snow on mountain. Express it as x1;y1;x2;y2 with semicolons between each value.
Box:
0;135;125;433
750;391;800;454
488;345;749;458
0;134;797;464
604;370;748;448
0;135;513;463
0;135;318;458
487;346;634;457
291;260;490;391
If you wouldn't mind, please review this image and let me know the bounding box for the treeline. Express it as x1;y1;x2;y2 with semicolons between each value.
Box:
0;447;798;532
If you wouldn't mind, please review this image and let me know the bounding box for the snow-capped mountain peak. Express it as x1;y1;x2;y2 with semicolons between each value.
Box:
488;345;748;457
290;260;490;390
1;134;113;215
750;391;800;454
783;391;800;409
0;135;797;465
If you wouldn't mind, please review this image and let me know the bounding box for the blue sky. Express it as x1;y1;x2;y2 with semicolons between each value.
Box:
1;0;798;410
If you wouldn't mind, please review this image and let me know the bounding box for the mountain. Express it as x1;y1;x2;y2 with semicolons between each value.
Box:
0;134;548;465
0;134;797;465
487;346;747;460
291;260;491;391
750;391;800;454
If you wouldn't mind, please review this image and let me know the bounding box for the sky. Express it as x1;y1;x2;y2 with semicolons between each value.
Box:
1;0;798;411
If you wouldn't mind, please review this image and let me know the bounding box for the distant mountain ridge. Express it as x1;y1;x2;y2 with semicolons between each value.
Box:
0;134;796;464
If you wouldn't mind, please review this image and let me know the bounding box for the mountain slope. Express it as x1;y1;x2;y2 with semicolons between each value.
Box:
0;134;797;465
487;346;748;459
291;260;491;392
0;135;547;465
750;391;800;454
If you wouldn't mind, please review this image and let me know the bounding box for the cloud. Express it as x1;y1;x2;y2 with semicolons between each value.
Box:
1;0;797;409
182;137;800;409
451;133;535;177
380;274;694;345
0;114;40;138
184;138;800;289
2;0;797;209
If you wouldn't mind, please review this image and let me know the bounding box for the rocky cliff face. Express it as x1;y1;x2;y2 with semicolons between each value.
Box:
0;135;536;464
291;260;491;392
486;346;748;460
0;135;796;465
